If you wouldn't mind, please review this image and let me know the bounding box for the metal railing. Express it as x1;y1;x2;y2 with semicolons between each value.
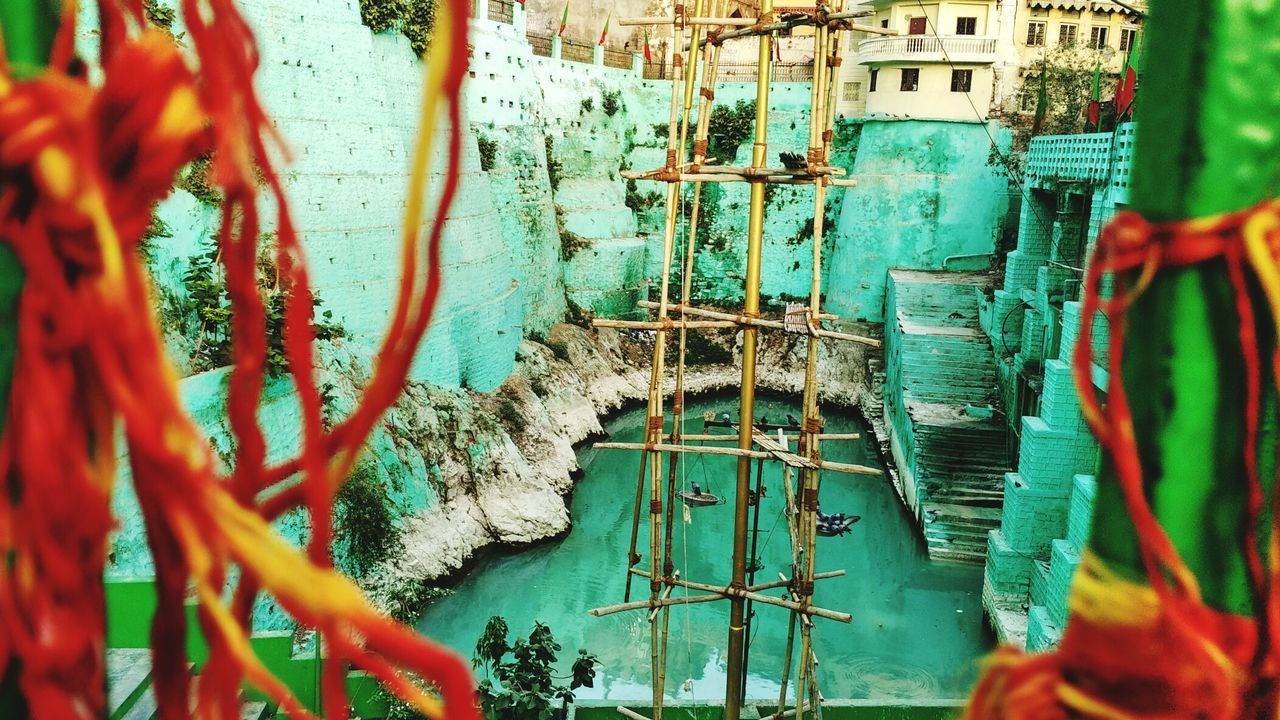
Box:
488;0;514;24
857;35;998;63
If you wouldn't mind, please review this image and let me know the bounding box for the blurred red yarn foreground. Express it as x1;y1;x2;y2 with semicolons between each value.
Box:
0;1;478;718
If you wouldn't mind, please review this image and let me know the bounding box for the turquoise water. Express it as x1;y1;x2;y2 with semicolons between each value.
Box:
417;398;991;703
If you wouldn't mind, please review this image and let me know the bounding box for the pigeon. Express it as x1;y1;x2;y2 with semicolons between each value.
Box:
721;412;732;424
759;415;769;426
786;413;801;427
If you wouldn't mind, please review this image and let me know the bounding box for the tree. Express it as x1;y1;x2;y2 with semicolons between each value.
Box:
472;617;599;720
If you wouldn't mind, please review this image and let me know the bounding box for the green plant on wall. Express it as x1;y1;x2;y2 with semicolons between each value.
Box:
707;99;755;160
179;236;346;376
555;207;591;261
579;97;594;115
358;0;406;33
334;462;402;578
477;134;498;172
137;209;172;263
177;154;222;206
143;0;175;30
601;89;622;117
472;616;599;720
544;136;563;192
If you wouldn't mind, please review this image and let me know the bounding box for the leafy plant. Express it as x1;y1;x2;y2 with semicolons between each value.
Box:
707;100;755;160
601;89;622;117
177;154;222;206
334;463;402;578
359;0;406;33
143;0;176;30
1001;45;1115;175
402;0;439;57
555;207;591;261
496;389;526;433
579;97;594;115
544;136;562;192
477;134;498;172
179;237;346;375
138;209;172;263
472;616;599;720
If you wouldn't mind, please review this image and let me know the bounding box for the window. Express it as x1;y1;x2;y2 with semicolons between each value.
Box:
908;17;927;35
1058;23;1078;46
1119;27;1138;54
869;68;878;92
843;81;862;102
880;18;889;28
950;69;973;93
956;17;977;35
1026;21;1046;46
1089;26;1108;49
900;68;920;92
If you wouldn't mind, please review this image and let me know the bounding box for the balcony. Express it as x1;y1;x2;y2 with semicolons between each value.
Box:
858;35;998;65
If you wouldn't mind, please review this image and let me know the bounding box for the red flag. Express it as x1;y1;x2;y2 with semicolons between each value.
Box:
774;36;781;62
558;4;569;36
598;14;610;45
517;0;525;7
643;30;652;62
1114;64;1135;118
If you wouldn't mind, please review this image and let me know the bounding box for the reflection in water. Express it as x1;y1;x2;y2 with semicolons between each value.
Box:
417;397;992;702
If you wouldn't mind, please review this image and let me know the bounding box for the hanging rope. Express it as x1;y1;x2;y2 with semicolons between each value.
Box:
0;1;478;718
964;201;1280;719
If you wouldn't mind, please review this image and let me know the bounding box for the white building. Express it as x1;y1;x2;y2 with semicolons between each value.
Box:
835;0;1145;121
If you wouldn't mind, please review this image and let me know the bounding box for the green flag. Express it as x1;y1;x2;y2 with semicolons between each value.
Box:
1032;66;1048;135
1086;59;1102;130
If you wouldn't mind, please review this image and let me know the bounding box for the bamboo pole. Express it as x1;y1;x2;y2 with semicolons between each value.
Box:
593;319;736;330
591;570;846;618
636;300;881;347
628;570;852;622
662;433;861;443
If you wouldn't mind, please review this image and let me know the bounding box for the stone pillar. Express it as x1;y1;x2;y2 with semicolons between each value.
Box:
632;52;643;76
551;36;562;59
593;44;603;65
514;2;527;35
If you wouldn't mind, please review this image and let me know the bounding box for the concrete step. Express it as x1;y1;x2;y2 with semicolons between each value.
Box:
108;649;153;720
242;701;271;719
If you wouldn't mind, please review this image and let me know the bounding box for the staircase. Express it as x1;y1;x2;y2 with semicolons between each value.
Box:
107;648;270;719
884;270;1011;563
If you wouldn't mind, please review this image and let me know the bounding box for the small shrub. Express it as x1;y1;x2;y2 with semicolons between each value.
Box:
546;338;571;361
359;0;406;33
365;573;453;624
143;0;176;30
402;0;438;57
530;375;550;396
707;100;755;160
556;206;591;261
477;134;498;172
652;123;668;141
473;616;599;720
579;97;594;115
544;136;562;192
138;209;172;262
177;154;221;206
496;391;526;433
601;89;622;117
334;463;402;578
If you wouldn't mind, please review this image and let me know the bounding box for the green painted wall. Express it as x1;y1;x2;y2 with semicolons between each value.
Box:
828;119;1012;322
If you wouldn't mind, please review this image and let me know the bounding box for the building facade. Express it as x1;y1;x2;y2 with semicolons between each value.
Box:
836;0;1144;121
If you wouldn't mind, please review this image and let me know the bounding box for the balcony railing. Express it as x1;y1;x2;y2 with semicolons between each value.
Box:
858;35;998;64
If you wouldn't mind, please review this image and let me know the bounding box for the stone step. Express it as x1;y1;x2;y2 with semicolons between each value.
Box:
108;649;153;720
242;701;271;720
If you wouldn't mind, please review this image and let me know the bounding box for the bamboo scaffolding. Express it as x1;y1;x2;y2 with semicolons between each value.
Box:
593;3;859;717
636;300;881;347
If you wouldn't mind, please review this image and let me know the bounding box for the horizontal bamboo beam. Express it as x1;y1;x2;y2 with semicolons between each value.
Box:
820;460;881;477
591;570;847;618
629;570;852;623
616;707;650;720
637;300;881;347
648;570;680;621
593;319;737;330
664;433;861;443
594;442;772;460
620;166;845;180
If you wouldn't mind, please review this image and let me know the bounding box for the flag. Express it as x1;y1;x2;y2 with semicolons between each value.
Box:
1114;33;1139;119
598;13;610;45
558;4;569;36
1086;59;1101;131
517;0;525;7
774;36;781;62
643;30;652;62
1031;67;1048;135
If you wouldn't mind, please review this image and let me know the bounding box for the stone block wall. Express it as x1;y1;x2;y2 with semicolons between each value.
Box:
981;124;1136;649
